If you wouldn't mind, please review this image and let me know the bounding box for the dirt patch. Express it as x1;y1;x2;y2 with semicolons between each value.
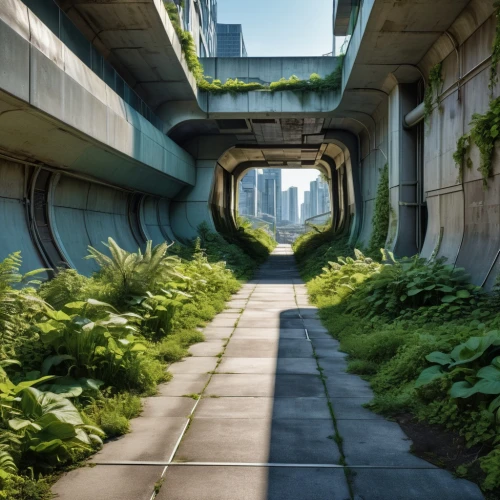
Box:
393;412;500;498
394;412;485;471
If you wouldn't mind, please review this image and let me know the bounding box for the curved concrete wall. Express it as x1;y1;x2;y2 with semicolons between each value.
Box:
0;159;46;273
51;177;139;274
0;158;181;276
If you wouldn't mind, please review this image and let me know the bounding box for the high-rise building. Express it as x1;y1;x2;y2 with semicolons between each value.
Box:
216;24;248;57
259;169;282;221
300;203;306;224
281;190;289;223
318;178;331;215
288;187;299;224
309;176;331;217
261;178;276;218
174;0;217;57
310;179;319;217
304;190;312;221
238;169;258;216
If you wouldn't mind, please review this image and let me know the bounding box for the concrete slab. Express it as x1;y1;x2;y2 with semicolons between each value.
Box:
91;417;188;463
277;339;314;358
216;357;319;375
303;319;325;329
205;374;276;397
319;357;349;373
224;338;279;358
226;300;248;308
280;319;306;329
217;312;242;319
159;466;351;500
324;373;374;398
351;469;484;499
52;465;163;500
174;418;271;462
337;419;429;467
231;327;306;339
245;301;298;308
239;310;298;319
307;329;333;339
236;318;281;328
272;397;331;419
157;373;210;396
208;317;238;328
196;397;273;419
188;340;225;357
331;397;384;420
267;419;340;464
274;374;327;398
169;357;218;374
311;338;341;347
142;396;196;418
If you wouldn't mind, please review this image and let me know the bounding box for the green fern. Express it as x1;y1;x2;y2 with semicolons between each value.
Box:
86;238;182;299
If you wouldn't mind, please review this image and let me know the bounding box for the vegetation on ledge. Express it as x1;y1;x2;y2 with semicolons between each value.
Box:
164;1;343;95
294;233;500;497
0;223;273;499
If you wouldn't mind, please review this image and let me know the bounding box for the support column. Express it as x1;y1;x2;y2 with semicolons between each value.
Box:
170;160;217;241
388;84;419;257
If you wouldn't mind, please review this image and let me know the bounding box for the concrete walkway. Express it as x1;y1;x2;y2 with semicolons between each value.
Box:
53;245;483;500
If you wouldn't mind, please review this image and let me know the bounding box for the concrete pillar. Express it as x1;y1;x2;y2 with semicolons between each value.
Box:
388;84;419;257
170;160;218;241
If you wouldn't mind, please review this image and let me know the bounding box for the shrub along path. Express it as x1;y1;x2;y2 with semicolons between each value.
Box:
52;246;483;500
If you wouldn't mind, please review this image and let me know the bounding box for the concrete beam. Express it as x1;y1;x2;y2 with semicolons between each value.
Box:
0;1;196;198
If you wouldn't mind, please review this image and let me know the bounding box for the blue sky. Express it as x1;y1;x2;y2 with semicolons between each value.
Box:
217;1;333;204
217;0;335;57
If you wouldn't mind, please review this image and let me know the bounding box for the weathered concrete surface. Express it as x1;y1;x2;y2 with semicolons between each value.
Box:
52;245;485;500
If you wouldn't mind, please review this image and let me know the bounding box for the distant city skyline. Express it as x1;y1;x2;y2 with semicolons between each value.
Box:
238;169;329;225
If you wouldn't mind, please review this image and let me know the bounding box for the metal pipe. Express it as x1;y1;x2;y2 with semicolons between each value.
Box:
404;102;425;128
404;54;492;129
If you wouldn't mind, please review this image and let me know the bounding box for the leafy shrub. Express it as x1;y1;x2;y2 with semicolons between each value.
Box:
38;269;90;310
1;361;103;473
308;249;380;306
348;253;481;319
0;473;52;500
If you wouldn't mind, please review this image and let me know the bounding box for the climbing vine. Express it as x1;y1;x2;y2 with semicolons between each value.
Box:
454;96;500;187
452;133;472;183
367;163;390;256
423;63;443;124
164;2;343;95
165;2;204;81
490;1;500;91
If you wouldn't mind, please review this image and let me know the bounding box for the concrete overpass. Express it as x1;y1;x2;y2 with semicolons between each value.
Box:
0;0;498;287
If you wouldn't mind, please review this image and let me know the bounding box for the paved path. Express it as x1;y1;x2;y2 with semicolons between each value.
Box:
53;245;483;500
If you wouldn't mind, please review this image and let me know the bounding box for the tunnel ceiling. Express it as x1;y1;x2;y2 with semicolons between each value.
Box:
219;146;323;171
170;118;326;146
57;0;196;104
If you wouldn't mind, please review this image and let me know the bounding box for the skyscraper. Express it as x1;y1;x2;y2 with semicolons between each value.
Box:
259;169;282;221
238;169;258;216
310;179;319;217
304;191;311;221
281;190;289;223
216;24;248;57
288;187;299;224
